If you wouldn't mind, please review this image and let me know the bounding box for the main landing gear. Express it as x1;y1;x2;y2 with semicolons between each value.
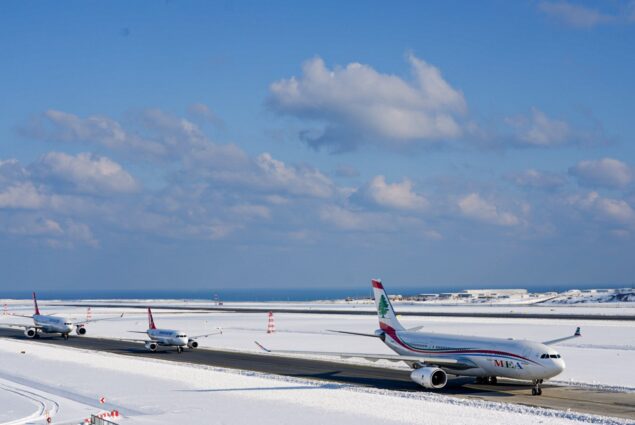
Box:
531;379;543;396
475;376;497;385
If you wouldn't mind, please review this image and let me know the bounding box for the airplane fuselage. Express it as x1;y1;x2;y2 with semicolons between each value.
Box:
147;328;188;347
33;314;74;334
381;325;565;381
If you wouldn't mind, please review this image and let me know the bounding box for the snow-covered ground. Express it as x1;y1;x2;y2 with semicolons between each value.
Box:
2;302;634;389
0;339;630;425
1;301;634;423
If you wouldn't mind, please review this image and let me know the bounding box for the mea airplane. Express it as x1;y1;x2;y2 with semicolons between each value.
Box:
1;292;122;340
126;308;222;353
257;279;581;396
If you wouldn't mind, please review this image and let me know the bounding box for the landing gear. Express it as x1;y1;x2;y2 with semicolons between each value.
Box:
63;333;69;340
488;376;497;385
177;346;183;353
476;376;497;385
531;379;543;396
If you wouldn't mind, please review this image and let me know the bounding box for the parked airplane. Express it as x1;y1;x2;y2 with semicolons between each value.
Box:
257;279;581;396
127;308;222;353
0;292;123;340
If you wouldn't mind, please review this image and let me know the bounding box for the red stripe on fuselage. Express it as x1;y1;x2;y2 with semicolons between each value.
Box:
372;280;383;289
380;323;536;364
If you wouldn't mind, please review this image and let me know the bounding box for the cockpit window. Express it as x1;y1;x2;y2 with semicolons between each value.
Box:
64;322;72;325
541;353;561;359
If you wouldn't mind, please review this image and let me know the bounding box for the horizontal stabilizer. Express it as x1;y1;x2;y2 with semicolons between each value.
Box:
543;327;581;345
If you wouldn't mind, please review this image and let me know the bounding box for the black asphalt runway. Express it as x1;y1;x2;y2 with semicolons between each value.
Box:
56;302;635;321
1;328;634;420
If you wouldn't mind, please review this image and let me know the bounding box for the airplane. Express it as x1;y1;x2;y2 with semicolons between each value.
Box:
0;292;123;340
126;307;222;353
256;279;581;396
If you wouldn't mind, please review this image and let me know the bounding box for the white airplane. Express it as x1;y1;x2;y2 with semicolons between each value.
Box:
1;292;122;340
127;308;222;353
257;279;581;396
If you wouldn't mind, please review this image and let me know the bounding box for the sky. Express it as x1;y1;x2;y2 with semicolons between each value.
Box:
0;0;634;292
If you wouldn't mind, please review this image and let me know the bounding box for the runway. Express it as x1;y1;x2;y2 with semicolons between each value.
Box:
56;302;635;321
0;328;633;420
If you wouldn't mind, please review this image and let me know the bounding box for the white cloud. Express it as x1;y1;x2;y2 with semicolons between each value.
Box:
25;109;167;157
569;158;633;189
505;108;570;147
458;193;520;227
508;169;566;190
0;182;45;209
268;54;466;151
34;152;139;194
538;1;615;28
187;103;225;128
356;175;428;211
568;191;635;226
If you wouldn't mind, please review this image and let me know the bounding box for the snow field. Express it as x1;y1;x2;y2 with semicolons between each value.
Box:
0;339;630;425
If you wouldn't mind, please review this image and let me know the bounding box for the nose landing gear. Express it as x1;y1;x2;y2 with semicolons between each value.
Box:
531;379;543;396
62;333;69;340
177;346;183;353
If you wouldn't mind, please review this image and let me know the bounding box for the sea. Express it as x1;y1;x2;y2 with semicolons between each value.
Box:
0;283;626;302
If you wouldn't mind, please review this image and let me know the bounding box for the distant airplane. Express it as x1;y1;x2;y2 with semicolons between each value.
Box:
0;292;123;340
126;307;222;353
257;279;581;396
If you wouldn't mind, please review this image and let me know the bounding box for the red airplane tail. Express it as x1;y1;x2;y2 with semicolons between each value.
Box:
32;292;41;315
147;307;157;330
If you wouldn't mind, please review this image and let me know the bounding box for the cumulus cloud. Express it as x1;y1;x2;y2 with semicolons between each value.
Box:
354;175;428;211
32;152;139;194
268;54;467;151
568;191;635;227
508;169;566;190
538;1;615;28
22;109;167;157
538;1;635;28
458;193;520;227
187;103;225;128
569;158;633;189
505;108;571;147
0;182;46;209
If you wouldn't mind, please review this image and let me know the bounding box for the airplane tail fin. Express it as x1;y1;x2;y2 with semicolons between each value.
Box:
147;307;157;330
32;292;40;315
371;279;404;332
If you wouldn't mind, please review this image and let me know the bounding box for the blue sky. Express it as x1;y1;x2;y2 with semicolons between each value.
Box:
1;1;634;292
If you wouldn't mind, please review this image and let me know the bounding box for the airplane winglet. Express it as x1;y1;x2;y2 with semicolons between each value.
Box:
254;341;271;352
574;326;581;337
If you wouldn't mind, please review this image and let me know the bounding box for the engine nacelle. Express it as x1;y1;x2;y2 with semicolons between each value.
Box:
76;326;87;335
187;339;198;349
24;328;37;338
144;342;158;351
410;367;447;389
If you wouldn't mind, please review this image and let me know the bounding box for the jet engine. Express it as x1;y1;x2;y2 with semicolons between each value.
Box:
187;339;198;349
410;367;447;389
144;342;158;351
76;326;87;335
24;328;37;338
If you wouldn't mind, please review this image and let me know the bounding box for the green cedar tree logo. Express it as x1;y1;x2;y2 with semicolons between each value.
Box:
378;295;389;318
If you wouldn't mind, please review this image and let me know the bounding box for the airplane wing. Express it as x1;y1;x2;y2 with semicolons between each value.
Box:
327;329;378;338
189;328;223;339
543;327;581;345
0;323;42;330
5;313;33;319
254;341;460;366
114;337;158;344
72;313;124;326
